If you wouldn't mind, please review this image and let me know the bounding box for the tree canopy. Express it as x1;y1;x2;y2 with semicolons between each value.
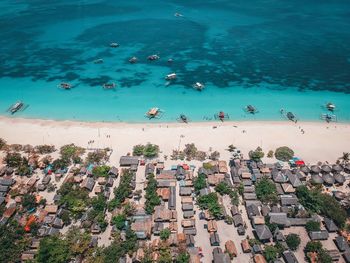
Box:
286;233;301;251
249;147;264;161
256;177;278;204
37;235;71;263
275;146;294;162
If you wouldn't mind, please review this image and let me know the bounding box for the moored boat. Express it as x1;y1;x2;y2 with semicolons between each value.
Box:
110;42;120;48
245;105;257;114
129;56;138;63
326;102;336;112
214;111;229;122
103;83;116;89
192;82;205;91
93;58;104;64
58;83;71;90
321;113;337;123
147;54;160;61
9;101;24;114
145;107;163;119
179;114;188;123
165;73;177;80
286;112;296;122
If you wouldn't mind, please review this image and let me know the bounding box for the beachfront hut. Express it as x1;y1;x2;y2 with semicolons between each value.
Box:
321;164;332;173
332;164;343;173
335;236;350;252
310;165;321;174
287;172;302;187
210;232;220;246
324;218;338;233
120;156;139;166
309;230;329;241
311;174;323;184
334;173;346;185
322;173;335;185
254;225;273;242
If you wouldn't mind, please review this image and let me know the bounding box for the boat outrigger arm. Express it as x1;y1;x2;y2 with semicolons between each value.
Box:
7;101;28;114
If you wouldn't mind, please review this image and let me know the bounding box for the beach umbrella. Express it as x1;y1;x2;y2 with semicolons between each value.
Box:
333;191;346;201
332;164;343;172
322;173;335;185
310;165;321;174
300;166;310;174
321;164;332;173
311;174;323;184
334;173;346;185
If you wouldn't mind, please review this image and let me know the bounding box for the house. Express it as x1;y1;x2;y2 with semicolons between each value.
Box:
145;163;155;176
180;187;192;196
186;234;195;247
213;252;230;263
334;236;350;252
207;220;218;232
182;219;195;228
309;230;329;240
181;196;193;204
183;227;196;235
154;206;172;222
81;177;95;192
281;183;295;194
343;251;350;263
199;188;210;196
45;204;58;214
269;213;291;227
252;216;265;226
233;214;243;227
0;178;15;186
255;225;273;242
282;250;299;263
176;165;186;180
280;195;299;206
210;232;220;246
168;186;176;210
131;215;152;239
53;217;64;228
119;156;139;166
244;193;257;200
287;172;302;187
237;225;246;235
182;203;194;211
157;188;170;201
207;174;225;186
106;177;114;187
42;175;51;185
108;166;119;177
241;239;251;253
183;210;195;218
225;240;237;258
324;218;338;233
246;204;260;219
254;254;267;263
230;205;239;216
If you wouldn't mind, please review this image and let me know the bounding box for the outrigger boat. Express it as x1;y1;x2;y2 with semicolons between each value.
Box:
192;82;205;91
8;101;24;114
326;102;336;112
110;42;120;48
321;113;337;123
103;83;116;89
129;56;138;63
165;73;177;80
58;82;71;90
214;111;229;122
286;112;297;122
245;105;258;114
174;13;184;17
178;114;188;123
147;54;160;61
145;107;163;119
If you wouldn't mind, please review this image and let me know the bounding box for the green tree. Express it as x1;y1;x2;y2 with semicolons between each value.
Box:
256;177;278;204
183;143;198;160
215;182;231;195
22;193;37;210
249;147;264;161
65;227;92;258
111;214;126;230
4;152;22;168
318;249;332;263
37;235;71;263
267;150;274;158
305;241;322;253
263;245;279;262
145;174;161;214
133;144;145;156
209;151;220;161
286;233;301;251
227;144;236;152
160;228;171;240
143;143;160;158
305;221;321;232
275;146;294;162
92;165;110;178
86;150;109;164
197;193;223;219
193;174;207;193
60;144;85;161
0;138;6;150
176;252;190;263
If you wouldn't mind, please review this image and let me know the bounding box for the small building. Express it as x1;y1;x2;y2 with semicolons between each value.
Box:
334;236;350;252
246;204;260;219
225;240;237;258
119;156;139;166
180;187;192;196
108;166;119;177
183;210;195;218
186;234;195;247
168;186;176;210
324;218;338;233
254;254;267;263
269;213;291;227
182;203;194;211
309;230;329;241
207;220;218;233
233;214;243;227
81;177;95;192
210;232;220;246
241;239;251;253
254;225;273;242
282;250;298;263
145;163;155;176
230;205;239;216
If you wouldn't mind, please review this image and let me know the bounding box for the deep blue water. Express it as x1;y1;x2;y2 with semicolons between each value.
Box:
0;0;350;122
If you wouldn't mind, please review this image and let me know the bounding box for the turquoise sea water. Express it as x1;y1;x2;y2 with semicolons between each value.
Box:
1;0;350;123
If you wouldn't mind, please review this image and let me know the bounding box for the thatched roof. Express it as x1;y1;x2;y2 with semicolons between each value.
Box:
344;163;350;172
322;173;334;185
300;166;310;173
321;164;332;173
311;174;323;184
334;173;345;184
332;164;343;172
310;165;321;174
333;191;346;200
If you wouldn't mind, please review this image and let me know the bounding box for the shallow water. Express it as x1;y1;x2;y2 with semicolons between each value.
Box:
0;0;350;122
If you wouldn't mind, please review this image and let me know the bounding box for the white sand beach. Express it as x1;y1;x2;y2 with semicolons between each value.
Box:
1;117;349;164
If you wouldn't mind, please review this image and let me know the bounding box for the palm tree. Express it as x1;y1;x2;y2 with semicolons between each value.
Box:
339;152;350;164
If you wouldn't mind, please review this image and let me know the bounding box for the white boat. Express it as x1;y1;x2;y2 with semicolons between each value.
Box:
93;58;104;64
174;13;183;17
145;107;163;119
110;43;120;48
103;83;116;89
129;57;138;63
193;82;205;91
165;73;177;80
326;102;336;111
148;54;160;61
9;101;24;114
